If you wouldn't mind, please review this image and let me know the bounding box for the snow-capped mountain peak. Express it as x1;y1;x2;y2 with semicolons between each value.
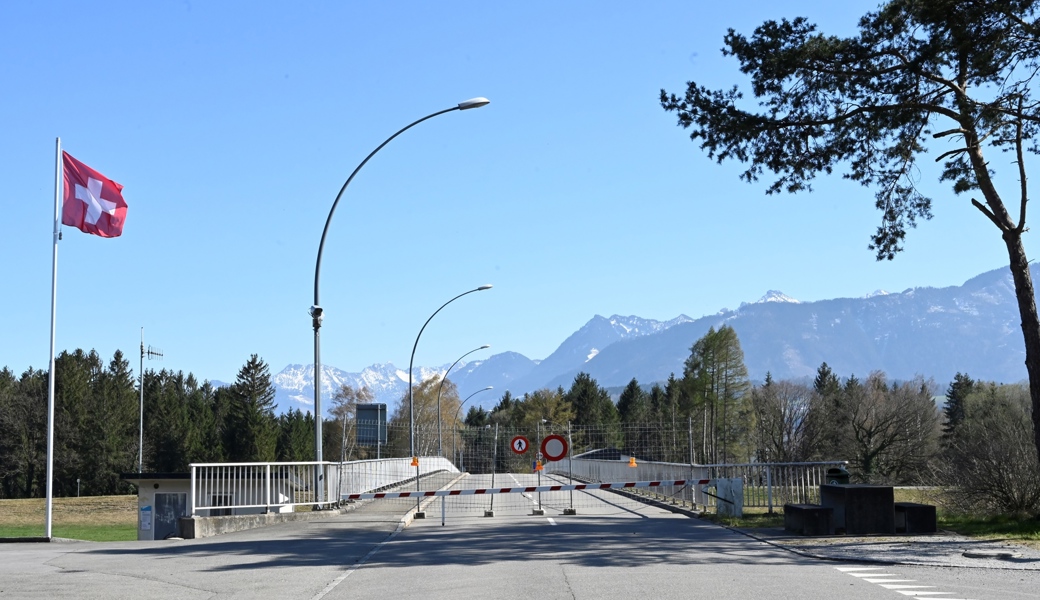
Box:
757;290;799;304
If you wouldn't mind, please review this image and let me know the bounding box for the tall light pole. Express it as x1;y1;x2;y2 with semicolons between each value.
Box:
452;386;494;471
310;97;490;505
436;344;490;456
408;286;492;461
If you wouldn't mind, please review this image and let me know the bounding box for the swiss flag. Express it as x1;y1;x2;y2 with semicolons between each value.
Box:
62;151;128;238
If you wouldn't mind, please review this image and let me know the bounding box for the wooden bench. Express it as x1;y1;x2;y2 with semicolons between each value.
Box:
894;502;937;533
784;503;833;536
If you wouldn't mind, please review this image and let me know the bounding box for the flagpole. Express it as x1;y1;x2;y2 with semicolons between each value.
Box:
46;137;61;540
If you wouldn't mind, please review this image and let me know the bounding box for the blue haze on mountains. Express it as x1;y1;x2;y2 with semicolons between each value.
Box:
269;265;1033;416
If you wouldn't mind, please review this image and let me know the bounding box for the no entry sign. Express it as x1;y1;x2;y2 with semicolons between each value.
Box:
540;434;568;461
510;435;529;454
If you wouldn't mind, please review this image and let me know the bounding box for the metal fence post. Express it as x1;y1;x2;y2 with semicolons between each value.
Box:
765;464;773;514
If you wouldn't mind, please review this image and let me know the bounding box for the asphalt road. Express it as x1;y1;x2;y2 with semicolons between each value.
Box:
1;473;1036;599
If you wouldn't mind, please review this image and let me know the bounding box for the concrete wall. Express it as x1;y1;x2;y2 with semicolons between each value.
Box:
179;505;356;539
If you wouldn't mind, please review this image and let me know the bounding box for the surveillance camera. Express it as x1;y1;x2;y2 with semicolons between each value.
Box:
309;305;323;318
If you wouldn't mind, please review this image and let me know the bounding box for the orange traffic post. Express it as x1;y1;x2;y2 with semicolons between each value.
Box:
411;456;419;467
628;456;637;468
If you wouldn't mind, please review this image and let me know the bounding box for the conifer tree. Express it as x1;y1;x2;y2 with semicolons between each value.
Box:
683;326;750;463
224;355;278;462
943;372;976;441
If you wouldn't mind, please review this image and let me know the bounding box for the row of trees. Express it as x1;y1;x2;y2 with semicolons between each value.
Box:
6;325;1036;514
335;323;1034;514
0;351;315;499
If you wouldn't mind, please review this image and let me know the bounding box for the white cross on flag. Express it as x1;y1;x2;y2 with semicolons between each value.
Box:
61;151;127;238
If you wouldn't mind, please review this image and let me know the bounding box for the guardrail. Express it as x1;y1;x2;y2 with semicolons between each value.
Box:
189;457;457;516
551;457;847;510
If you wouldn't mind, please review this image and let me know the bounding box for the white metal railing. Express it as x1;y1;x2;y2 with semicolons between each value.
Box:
189;458;457;516
334;457;455;501
553;458;847;510
701;461;847;510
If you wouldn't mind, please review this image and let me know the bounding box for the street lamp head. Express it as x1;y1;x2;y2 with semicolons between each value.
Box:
458;97;490;110
477;284;493;291
479;344;491;350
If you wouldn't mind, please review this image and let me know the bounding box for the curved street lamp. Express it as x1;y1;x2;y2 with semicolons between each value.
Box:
309;97;489;504
452;385;494;471
436;344;491;456
408;286;492;460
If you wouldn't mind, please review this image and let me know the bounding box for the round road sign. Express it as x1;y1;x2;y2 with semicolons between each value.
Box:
540;434;568;462
510;435;530;454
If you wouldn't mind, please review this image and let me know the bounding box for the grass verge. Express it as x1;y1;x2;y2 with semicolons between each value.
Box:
0;495;137;542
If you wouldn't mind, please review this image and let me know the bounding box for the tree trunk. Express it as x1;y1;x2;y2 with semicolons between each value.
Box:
1002;230;1040;465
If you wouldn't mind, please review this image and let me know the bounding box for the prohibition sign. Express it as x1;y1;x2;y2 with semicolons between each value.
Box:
510;435;530;454
540;434;568;461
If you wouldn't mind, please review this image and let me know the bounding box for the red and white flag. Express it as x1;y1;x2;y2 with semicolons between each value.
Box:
61;151;127;238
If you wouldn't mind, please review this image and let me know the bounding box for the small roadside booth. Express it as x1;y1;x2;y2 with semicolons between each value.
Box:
121;470;299;540
120;473;192;541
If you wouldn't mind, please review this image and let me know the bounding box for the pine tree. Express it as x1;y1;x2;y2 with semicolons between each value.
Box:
943;372;976;441
662;0;1040;463
564;372;620;449
224;355;278;462
277;409;313;461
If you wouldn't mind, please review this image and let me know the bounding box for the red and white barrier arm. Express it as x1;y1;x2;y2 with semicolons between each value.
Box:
341;479;710;501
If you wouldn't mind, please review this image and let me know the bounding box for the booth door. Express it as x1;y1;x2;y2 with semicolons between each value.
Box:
154;493;187;540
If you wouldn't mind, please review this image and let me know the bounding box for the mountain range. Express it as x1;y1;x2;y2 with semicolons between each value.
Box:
263;264;1033;416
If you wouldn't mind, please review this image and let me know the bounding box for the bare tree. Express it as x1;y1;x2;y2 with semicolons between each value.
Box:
330;384;373;462
944;382;1040;515
844;373;940;483
750;376;817;462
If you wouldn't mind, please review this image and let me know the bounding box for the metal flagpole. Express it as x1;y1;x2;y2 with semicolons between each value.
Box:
45;137;62;539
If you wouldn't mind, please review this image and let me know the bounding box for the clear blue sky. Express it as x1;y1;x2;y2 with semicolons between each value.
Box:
2;1;1028;385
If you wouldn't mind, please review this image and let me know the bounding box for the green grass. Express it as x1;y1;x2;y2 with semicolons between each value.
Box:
939;514;1040;546
0;524;137;541
0;495;138;542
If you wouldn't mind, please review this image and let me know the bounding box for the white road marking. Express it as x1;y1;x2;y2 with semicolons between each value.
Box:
835;567;975;600
547;518;557;526
310;521;406;600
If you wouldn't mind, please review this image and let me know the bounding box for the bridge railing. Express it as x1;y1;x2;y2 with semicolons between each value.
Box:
551;457;846;511
189;457;457;516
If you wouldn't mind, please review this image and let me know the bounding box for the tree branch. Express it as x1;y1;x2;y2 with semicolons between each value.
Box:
933;128;968;139
972;197;1007;231
935;147;968;162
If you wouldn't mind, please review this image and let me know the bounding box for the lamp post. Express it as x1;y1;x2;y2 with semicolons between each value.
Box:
310;97;489;506
436;344;490;457
408;287;492;462
452;385;494;471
